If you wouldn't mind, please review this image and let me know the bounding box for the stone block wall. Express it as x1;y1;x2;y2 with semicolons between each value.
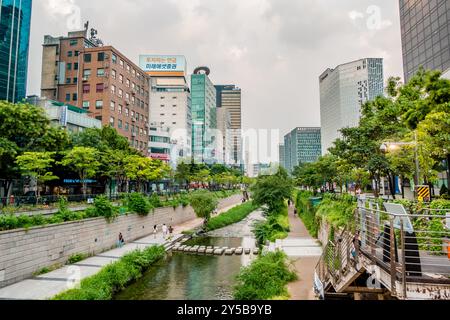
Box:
0;194;241;288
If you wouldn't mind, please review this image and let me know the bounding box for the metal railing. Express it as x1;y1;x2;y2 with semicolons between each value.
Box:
357;202;450;297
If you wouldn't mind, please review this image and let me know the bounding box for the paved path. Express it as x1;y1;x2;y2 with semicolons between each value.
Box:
0;203;240;300
284;205;322;301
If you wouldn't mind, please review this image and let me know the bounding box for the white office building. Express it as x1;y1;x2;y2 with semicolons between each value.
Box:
319;58;384;154
139;55;192;160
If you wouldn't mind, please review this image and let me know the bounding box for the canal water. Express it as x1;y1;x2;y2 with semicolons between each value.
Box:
115;237;255;300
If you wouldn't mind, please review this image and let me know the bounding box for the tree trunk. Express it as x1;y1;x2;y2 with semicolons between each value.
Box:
401;176;405;199
388;173;396;200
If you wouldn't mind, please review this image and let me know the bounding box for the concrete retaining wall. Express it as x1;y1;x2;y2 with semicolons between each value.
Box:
0;194;241;288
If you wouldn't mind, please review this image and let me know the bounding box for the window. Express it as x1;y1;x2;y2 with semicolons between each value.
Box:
119;74;123;83
84;53;92;63
126;93;130;100
161;105;165;108
65;93;71;101
97;68;105;77
72;93;78;101
73;77;78;84
110;117;115;126
67;63;72;71
70;39;78;46
96;83;104;93
111;69;116;79
118;105;123;114
131;111;135;118
110;101;115;111
118;89;123;98
67;51;73;57
126;64;131;72
120;59;124;68
126;79;130;87
111;85;116;95
125;108;129;117
98;52;105;61
95;116;102;121
83;69;91;78
172;122;177;125
132;69;136;77
112;54;117;64
96;100;103;109
83;84;90;94
74;51;80;56
125;122;129;131
118;120;123;129
66;78;71;84
74;63;78;70
140;114;144;121
82;101;90;109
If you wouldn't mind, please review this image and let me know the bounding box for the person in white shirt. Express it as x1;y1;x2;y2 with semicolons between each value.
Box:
162;224;168;239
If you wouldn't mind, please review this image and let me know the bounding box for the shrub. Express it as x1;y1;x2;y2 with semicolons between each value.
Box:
126;193;152;216
0;214;19;231
93;196;117;222
233;251;297;300
53;245;165;300
252;206;289;246
148;193;162;208
68;253;88;264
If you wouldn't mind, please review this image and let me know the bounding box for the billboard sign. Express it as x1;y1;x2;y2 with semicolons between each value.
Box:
139;55;186;76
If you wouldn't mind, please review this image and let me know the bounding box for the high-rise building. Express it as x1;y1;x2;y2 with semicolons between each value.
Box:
0;0;32;103
319;58;384;154
216;106;233;164
284;127;322;174
279;144;285;169
399;0;450;82
191;67;217;164
40;28;150;155
215;85;242;167
139;55;192;164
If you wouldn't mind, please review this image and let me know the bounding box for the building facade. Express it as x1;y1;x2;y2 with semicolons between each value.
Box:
399;0;450;82
27;96;102;133
40;29;150;155
319;58;384;154
284;127;322;174
139;55;192;163
215;85;243;167
216;106;233;164
191;67;217;164
0;0;32;103
279;144;285;169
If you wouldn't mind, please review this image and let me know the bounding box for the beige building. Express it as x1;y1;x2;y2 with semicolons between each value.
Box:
40;29;150;154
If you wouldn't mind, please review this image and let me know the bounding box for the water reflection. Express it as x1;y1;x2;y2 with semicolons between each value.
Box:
115;237;254;300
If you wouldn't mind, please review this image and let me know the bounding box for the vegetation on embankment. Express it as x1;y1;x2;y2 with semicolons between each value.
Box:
253;205;290;246
0;190;240;232
233;251;297;300
295;190;357;237
53;246;165;300
206;201;258;231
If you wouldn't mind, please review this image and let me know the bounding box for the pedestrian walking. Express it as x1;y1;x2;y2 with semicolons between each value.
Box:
162;224;168;239
118;233;125;248
153;225;158;239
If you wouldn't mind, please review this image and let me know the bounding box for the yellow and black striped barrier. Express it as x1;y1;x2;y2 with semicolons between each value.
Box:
416;185;431;202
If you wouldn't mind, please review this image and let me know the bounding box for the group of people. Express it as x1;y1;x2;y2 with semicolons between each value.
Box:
116;224;175;248
287;199;298;215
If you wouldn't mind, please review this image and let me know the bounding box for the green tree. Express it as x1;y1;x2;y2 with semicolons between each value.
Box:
60;147;100;196
0;101;68;196
124;156;170;192
251;168;293;214
15;152;59;203
189;190;219;226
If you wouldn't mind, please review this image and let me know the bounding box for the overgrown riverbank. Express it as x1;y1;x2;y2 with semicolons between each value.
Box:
206;201;258;231
53;246;166;300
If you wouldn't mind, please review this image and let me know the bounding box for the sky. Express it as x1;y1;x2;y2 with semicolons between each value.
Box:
27;0;404;139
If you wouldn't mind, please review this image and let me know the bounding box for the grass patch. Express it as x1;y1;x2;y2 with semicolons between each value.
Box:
233;251;297;300
67;253;89;264
206;201;258;231
52;246;165;300
33;263;62;276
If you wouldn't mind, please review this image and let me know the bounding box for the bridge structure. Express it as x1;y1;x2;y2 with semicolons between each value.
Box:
314;199;450;300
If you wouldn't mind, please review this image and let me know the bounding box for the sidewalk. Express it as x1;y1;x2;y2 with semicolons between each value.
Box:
286;205;321;301
0;202;241;300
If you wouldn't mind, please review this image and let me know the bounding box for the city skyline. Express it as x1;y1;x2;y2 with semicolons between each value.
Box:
26;0;404;138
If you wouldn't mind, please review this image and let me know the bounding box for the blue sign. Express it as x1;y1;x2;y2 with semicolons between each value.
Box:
139;55;186;74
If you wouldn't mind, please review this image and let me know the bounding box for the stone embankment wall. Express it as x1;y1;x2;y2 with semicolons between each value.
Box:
0;194;241;288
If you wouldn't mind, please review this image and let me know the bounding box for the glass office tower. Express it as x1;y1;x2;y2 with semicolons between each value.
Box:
284;127;322;174
191;73;217;164
399;0;450;82
0;0;32;103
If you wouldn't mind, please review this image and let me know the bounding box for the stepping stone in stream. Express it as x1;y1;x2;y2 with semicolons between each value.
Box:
198;247;206;254
205;249;214;255
189;247;198;253
225;248;235;256
214;248;225;255
184;247;192;252
244;248;251;255
253;248;260;255
235;248;243;255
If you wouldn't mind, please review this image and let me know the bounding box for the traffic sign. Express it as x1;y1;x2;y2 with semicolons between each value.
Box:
416;185;431;202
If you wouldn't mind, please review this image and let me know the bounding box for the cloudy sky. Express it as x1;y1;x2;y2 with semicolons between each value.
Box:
27;0;404;138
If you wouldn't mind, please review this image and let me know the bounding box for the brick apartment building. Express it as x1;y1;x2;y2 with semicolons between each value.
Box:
40;29;150;154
